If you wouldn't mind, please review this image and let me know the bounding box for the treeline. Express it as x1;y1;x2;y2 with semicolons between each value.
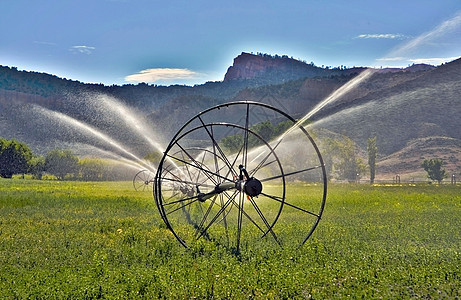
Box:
0;137;134;181
0;65;87;98
0;65;242;110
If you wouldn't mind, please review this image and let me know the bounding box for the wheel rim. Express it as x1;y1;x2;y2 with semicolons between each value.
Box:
133;169;154;191
154;101;327;251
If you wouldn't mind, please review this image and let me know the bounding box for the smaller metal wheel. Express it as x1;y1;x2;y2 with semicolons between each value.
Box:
133;169;154;191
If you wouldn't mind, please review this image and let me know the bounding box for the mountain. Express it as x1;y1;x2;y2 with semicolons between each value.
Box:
313;57;461;152
224;52;366;84
1;53;460;180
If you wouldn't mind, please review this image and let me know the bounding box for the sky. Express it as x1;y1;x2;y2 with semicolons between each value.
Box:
1;0;461;86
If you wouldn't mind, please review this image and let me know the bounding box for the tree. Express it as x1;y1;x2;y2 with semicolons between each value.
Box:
45;149;79;180
79;158;107;181
367;137;378;184
221;134;244;153
28;156;45;179
248;121;275;147
325;137;366;182
0;138;33;178
421;158;447;184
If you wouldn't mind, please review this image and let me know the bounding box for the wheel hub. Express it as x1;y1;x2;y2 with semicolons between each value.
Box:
236;164;263;197
242;177;262;197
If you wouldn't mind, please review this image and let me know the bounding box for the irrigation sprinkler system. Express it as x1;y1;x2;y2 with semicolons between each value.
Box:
132;169;155;191
152;101;327;252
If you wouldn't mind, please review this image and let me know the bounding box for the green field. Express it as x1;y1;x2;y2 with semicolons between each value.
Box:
0;179;460;299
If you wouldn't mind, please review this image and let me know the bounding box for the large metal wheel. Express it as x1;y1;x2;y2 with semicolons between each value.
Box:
133;169;154;191
154;101;327;251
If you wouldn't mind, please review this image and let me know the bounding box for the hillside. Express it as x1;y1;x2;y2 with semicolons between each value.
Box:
1;53;460;180
376;136;461;180
312;57;461;153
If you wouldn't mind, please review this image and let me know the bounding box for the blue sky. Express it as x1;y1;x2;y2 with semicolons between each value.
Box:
1;0;460;86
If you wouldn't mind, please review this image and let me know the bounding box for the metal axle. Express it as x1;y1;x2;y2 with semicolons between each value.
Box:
197;165;263;202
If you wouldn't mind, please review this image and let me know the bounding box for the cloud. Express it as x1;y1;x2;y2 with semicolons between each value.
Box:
374;56;460;67
388;11;461;57
34;41;57;46
70;45;96;54
409;56;460;65
356;33;407;39
124;68;199;83
376;57;406;62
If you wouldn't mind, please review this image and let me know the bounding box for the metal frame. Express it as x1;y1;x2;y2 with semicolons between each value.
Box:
154;101;327;251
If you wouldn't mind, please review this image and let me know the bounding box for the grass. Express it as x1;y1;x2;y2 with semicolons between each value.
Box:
0;179;460;298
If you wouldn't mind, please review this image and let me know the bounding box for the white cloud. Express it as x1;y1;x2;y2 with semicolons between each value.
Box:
376;57;406;62
388;11;461;57
34;41;57;46
373;56;460;68
409;56;460;65
356;33;406;39
124;68;199;83
70;45;96;54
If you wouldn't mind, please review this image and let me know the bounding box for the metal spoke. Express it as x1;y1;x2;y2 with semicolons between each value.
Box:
236;192;244;251
260;192;320;218
242;103;250;168
194;194;219;239
248;197;281;245
195;192;236;241
162;193;201;207
198;116;239;178
175;143;221;185
249;157;277;178
219;194;230;245
165;150;231;184
159;176;215;189
260;165;324;182
165;198;200;216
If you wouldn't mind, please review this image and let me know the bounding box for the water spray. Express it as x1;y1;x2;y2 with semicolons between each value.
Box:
94;95;166;155
80;144;156;172
32;105;150;169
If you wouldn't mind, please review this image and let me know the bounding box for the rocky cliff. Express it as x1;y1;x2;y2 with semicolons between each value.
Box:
223;52;362;84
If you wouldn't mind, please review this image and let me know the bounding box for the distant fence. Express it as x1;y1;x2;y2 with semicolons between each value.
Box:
353;174;459;185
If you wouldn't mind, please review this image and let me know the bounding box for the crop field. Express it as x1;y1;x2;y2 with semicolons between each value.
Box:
0;179;460;299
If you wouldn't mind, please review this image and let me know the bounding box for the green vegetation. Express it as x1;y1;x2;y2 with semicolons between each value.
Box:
0;180;459;298
422;158;447;184
220;120;292;152
0;138;134;181
45;149;79;180
0;138;33;178
367;136;378;184
324;136;367;182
